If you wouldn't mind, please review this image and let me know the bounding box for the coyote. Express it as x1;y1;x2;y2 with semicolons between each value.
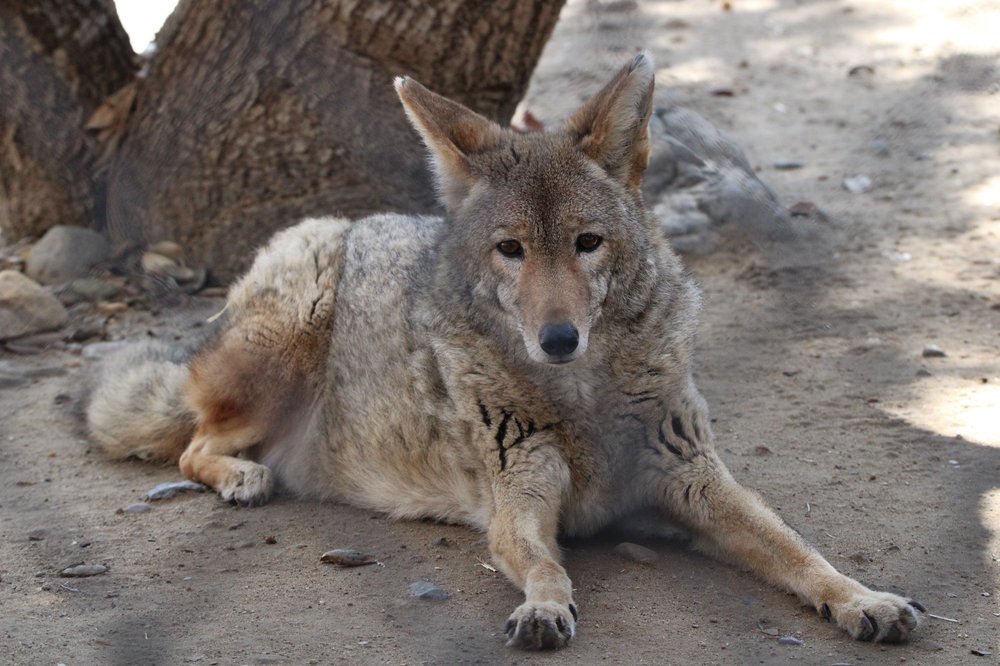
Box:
88;53;923;649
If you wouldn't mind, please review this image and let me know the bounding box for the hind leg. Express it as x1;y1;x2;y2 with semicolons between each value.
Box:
179;217;348;505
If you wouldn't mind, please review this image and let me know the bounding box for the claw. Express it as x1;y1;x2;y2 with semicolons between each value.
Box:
859;611;877;641
908;599;927;613
504;618;517;638
820;603;831;621
569;603;579;621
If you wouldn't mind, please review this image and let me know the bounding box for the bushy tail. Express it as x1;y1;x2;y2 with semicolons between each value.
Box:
86;340;199;463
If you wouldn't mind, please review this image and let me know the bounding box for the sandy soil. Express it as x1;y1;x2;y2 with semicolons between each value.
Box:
2;1;999;664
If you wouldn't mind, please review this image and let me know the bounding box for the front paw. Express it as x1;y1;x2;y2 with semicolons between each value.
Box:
217;460;273;507
504;600;577;650
821;591;925;643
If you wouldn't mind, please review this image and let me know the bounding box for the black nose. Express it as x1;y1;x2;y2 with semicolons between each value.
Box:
538;322;579;357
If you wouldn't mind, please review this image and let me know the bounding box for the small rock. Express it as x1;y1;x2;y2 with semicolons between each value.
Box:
778;636;803;646
0;270;69;339
613;542;659;565
409;581;449;600
848;64;876;77
881;250;911;262
782;369;800;377
148;241;184;262
0;361;67;378
843;175;873;194
972;648;993;657
66;277;122;303
264;535;277;545
0;375;28;389
431;537;450;547
123;502;152;513
773;160;804;170
96;302;129;316
25;226;110;285
870;137;891;157
709;86;735;97
915;368;932;377
320;549;377;567
752;445;773;456
28;528;47;541
60;563;108;577
77;539;91;548
142;480;208;501
922;344;946;358
788;201;828;222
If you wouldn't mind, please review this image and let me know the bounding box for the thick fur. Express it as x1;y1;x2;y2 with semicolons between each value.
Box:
88;54;922;649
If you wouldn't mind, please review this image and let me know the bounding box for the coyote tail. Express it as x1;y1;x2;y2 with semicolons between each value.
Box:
86;340;199;463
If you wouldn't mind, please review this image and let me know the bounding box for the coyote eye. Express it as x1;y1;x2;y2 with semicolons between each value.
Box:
576;233;603;253
497;239;524;258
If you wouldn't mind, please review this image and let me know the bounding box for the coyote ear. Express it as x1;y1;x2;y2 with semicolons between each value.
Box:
566;52;655;190
395;77;503;211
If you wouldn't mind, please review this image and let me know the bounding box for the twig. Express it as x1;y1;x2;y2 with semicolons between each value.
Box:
59;582;80;593
927;613;959;623
476;557;497;573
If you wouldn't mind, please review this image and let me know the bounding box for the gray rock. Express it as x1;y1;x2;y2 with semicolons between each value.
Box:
613;542;659;565
778;636;804;646
843;175;873;194
0;361;67;378
66;278;122;303
60;563;107;577
0;270;69;339
25;226;110;285
409;581;449;600
643;108;794;244
27;528;47;541
143;480;208;501
124;502;152;513
922;344;947;358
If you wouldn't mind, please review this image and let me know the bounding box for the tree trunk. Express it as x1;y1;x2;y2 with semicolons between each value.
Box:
106;0;565;281
0;0;134;240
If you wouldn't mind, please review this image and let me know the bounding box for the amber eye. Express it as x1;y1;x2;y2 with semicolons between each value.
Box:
576;233;603;253
497;239;524;258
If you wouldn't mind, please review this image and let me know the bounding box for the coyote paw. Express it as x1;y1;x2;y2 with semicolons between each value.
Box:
217;461;273;507
504;601;577;650
821;591;925;643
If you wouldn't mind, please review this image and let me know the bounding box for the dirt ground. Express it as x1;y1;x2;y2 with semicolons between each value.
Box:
2;1;999;664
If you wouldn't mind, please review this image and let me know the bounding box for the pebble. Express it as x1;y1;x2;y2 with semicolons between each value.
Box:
124;502;152;513
613;542;659;565
431;537;450;547
60;564;107;577
0;270;69;339
922;344;947;358
843;175;873;194
25;226;110;285
65;277;122;303
142;480;208;501
773;160;805;170
778;636;803;646
409;581;449;600
320;549;377;567
28;528;47;541
972;648;993;656
915;368;932;377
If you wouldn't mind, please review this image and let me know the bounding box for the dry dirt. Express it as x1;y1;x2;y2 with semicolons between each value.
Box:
2;1;999;664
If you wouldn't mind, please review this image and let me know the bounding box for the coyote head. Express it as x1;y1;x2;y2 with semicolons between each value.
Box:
396;53;657;365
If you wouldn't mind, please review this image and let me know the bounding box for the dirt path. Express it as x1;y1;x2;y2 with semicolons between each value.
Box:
2;1;998;664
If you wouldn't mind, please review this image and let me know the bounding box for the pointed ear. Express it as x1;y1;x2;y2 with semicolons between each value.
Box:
566;52;655;190
395;76;504;211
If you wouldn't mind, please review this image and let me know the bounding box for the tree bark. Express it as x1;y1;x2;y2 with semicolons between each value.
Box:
0;0;134;240
106;0;565;281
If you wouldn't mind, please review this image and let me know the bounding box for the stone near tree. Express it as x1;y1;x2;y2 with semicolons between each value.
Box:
25;225;111;285
0;270;69;339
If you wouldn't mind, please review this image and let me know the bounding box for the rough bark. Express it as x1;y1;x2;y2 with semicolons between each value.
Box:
107;0;565;281
0;0;135;240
